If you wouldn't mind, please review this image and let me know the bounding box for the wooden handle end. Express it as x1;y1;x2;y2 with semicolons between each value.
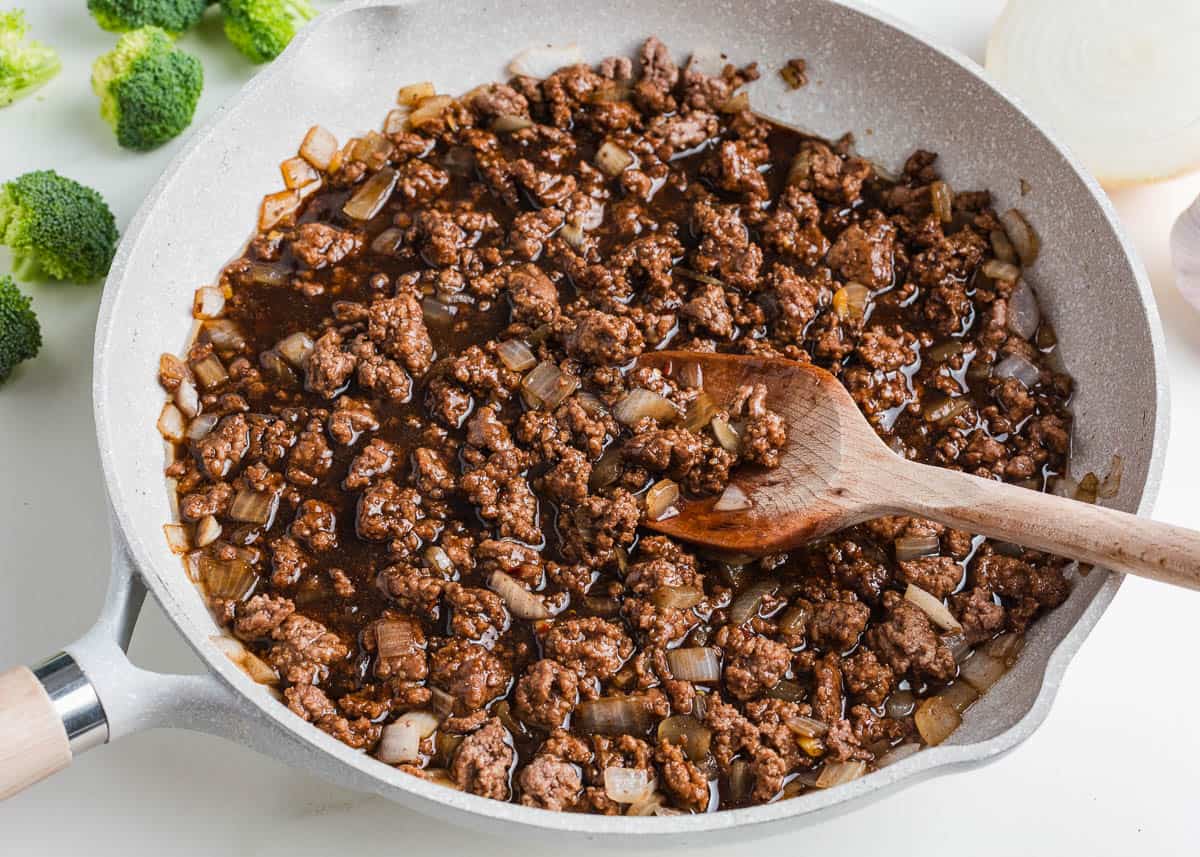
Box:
0;666;71;800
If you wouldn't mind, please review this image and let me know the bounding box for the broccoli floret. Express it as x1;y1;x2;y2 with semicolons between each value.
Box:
88;0;212;35
220;0;315;64
0;170;119;282
0;9;62;107
0;275;41;385
91;26;204;151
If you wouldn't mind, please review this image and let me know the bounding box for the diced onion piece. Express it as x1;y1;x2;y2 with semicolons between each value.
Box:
246;262;289;287
429;686;455;719
280;156;319;190
894;533;940;562
157;402;185;442
1000;209;1040;266
915;695;961;746
421;297;456;325
507;44;585;79
904;583;963;632
885;690;916;719
729;579;779;626
958;651;1007;692
982;259;1021;283
377;710;440;764
409;95;455;129
259;189;301;231
1099;454;1123;499
727;759;752;802
713;483;752;512
665;647;722;683
604;767;656;804
191;353;228;389
497;339;536;372
921;393;971;424
375;618;421;659
777;605;809;636
589;446;623;491
683;391;717;432
1006;277;1041;340
488;570;550;620
938;680;980;713
175;376;199;418
785;715;829;738
383;108;411;135
942;630;971;663
832;283;870;321
657;715;712;760
675;267;726;287
990;229;1018;264
1075;472;1100;504
210;635;278;684
576;697;655;736
522;361;579;409
613;388;677;426
259;351;296;385
876;742;921;768
765;679;806;703
344;167;398;221
492;114;534;133
815;760;867;788
650;585;705;610
195;515;222;548
576;392;606;416
396;81;436;106
595;141;635;177
423;545;454;576
193;286;226;320
200;556;257;601
299;125;338;170
229;487;277;525
930;180;953;223
163;522;189;554
275;331;315;368
645;478;679;521
351;131;392;165
983;632;1025;666
371;227;405;255
710;415;741;453
993;353;1041;388
204;319;247;352
559;222;585;250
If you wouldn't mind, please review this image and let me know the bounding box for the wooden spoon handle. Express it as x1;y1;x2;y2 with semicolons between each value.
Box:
887;458;1200;590
0;666;71;799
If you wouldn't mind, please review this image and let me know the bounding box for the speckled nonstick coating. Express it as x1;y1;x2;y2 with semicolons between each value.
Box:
86;0;1167;842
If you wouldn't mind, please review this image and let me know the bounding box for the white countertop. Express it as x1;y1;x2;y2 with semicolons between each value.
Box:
2;1;1198;853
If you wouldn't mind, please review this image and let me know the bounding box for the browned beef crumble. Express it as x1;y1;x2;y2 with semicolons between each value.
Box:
160;37;1075;814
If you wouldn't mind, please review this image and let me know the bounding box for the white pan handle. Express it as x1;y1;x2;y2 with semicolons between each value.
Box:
0;542;249;800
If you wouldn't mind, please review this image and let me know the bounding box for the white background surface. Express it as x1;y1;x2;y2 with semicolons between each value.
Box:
2;1;1199;853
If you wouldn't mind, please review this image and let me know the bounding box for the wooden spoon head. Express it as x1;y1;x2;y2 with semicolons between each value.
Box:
636;351;890;554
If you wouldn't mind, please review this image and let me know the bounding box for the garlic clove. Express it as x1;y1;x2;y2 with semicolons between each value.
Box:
1170;193;1200;310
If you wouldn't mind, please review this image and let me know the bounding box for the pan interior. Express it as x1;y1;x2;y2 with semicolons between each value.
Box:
92;0;1164;837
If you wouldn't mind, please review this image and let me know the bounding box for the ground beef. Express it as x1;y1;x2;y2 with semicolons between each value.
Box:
430;639;512;710
867;591;956;683
543;617;634;685
514;659;579;730
164;34;1076;815
451;718;515;800
713;625;790;701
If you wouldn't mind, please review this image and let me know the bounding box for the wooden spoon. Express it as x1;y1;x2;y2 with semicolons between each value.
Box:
637;351;1200;590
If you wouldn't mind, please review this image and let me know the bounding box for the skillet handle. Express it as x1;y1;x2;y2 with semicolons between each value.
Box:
0;665;74;799
0;539;249;801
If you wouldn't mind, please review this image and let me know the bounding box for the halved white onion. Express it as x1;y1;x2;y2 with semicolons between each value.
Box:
986;0;1200;187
